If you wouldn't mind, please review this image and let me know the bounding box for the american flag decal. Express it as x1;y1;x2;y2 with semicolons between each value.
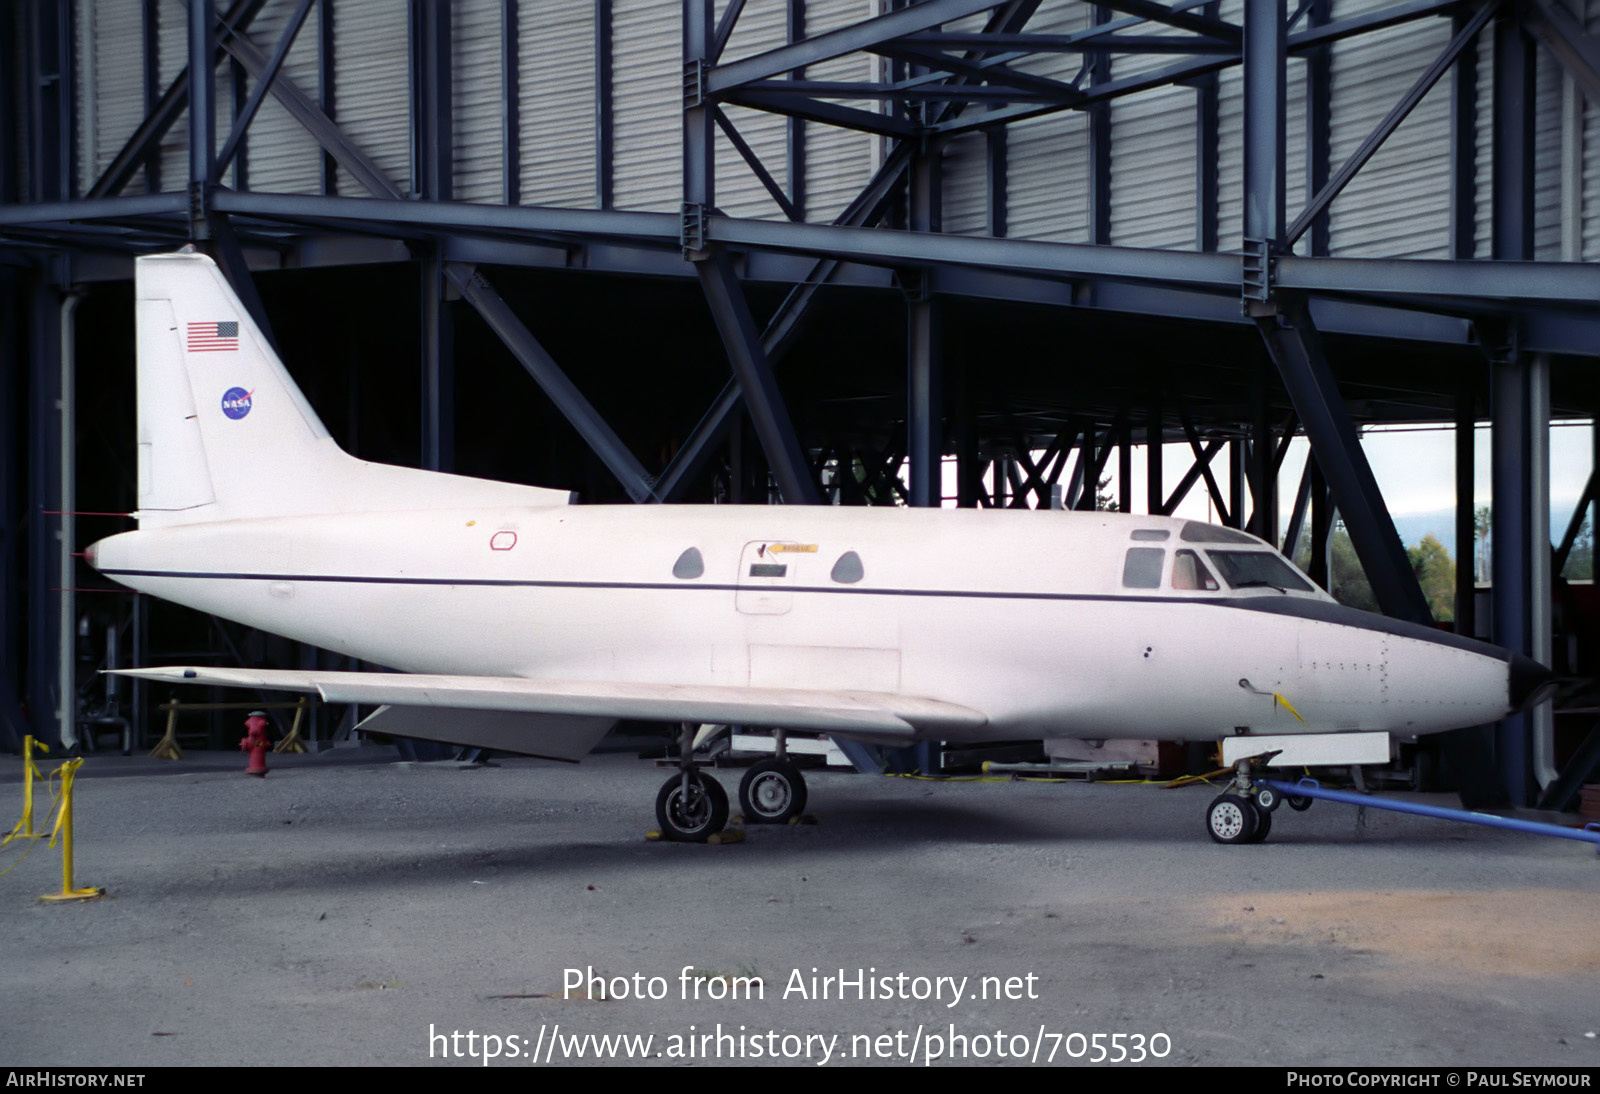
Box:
187;320;239;352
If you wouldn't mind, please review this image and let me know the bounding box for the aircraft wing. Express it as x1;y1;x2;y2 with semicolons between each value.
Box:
110;667;987;747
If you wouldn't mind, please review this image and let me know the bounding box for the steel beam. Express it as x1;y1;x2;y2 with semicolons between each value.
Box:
0;269;21;750
684;0;715;254
411;0;452;202
1448;4;1478;259
1520;0;1600;107
1491;353;1538;804
421;248;455;474
502;0;520;206
1492;7;1536;262
707;0;1008;93
1243;0;1287;253
205;215;278;352
908;136;943;508
596;0;614;209
1304;0;1331;255
652;146;919;501
27;270;64;747
318;0;335;195
1164;438;1226;514
1147;395;1164;514
695;252;820;505
216;0;314;179
1454;375;1476;635
1254;298;1432;623
444;263;655;502
218;27;404;199
1089;5;1112;246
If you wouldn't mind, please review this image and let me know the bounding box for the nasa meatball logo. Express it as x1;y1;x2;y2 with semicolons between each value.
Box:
221;386;254;420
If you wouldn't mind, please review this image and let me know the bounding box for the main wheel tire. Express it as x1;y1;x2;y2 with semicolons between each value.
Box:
1246;802;1273;842
655;772;729;842
739;759;807;824
1207;794;1259;844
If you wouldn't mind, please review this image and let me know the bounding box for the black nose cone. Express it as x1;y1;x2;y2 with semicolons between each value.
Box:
1509;654;1557;711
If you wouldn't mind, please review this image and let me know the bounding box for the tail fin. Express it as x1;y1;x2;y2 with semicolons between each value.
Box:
135;250;569;527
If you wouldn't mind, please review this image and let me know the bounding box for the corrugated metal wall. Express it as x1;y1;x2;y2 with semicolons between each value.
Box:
241;0;323;195
330;0;409;196
1109;21;1197;249
802;0;882;222
611;0;680;212
1005;0;1092;243
1324;0;1452;259
519;0;595;208
62;0;1599;265
74;0;148;194
452;0;502;204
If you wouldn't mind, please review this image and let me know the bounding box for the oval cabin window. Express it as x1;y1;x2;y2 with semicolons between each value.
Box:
830;550;864;584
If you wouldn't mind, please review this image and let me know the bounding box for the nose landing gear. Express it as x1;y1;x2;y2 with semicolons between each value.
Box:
1205;755;1282;844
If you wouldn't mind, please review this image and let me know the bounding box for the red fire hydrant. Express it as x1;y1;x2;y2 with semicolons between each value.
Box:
240;711;271;777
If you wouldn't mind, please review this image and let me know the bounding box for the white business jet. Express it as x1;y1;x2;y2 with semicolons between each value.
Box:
90;251;1553;843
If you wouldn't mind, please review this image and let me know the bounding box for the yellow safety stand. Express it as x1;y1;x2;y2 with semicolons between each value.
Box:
2;736;49;847
39;759;105;902
273;696;311;754
149;700;185;760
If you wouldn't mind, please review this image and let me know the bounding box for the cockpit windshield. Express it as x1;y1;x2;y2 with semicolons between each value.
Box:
1206;550;1314;593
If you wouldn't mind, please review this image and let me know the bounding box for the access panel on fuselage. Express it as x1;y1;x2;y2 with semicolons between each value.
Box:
735;540;816;615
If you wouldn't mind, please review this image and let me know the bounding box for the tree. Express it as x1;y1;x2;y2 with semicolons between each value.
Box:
1327;524;1378;613
1095;474;1118;512
1407;534;1455;622
1474;505;1491;583
1562;516;1593;581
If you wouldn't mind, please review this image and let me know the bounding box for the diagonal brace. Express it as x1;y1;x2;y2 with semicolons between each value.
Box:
445;264;657;503
1254;298;1431;622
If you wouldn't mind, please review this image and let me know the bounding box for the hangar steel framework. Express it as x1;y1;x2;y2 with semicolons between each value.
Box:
3;0;1600;807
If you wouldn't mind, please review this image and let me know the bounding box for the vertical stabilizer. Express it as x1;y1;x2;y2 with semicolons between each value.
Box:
134;250;571;527
136;250;339;526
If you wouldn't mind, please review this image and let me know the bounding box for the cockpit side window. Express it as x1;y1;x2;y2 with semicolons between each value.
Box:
1122;547;1165;589
1172;549;1219;591
1207;550;1314;592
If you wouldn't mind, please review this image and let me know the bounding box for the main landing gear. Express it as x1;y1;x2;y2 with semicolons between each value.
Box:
653;726;810;840
655;724;729;842
739;758;807;824
1206;756;1303;844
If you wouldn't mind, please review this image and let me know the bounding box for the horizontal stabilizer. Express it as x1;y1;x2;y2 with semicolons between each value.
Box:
110;667;988;740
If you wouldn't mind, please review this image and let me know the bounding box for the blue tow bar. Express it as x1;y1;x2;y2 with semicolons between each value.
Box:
1257;777;1600;852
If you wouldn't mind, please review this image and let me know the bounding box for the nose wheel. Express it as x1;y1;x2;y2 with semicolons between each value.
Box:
738;759;807;824
1206;757;1279;844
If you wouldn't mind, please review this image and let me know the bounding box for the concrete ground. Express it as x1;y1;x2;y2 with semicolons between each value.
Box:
1;746;1597;1068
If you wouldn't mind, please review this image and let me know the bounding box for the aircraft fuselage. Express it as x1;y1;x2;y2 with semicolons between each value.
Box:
91;505;1524;744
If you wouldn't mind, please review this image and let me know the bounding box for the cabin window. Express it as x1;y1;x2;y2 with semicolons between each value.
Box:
1207;550;1314;592
1130;529;1170;541
1122;547;1165;589
1172;549;1219;591
672;547;704;579
749;562;787;578
830;550;864;583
